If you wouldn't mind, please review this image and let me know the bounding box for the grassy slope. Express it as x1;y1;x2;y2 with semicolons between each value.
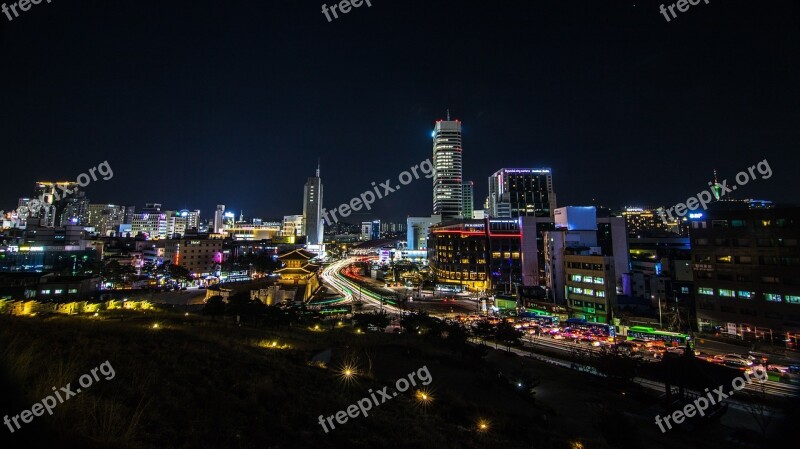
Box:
0;314;567;449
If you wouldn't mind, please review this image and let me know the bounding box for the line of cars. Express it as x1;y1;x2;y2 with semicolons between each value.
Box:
695;351;800;381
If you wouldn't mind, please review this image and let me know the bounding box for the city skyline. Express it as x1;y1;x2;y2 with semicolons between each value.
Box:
1;1;797;221
1;2;798;448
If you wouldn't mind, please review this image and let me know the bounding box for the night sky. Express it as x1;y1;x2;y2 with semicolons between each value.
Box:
2;0;798;223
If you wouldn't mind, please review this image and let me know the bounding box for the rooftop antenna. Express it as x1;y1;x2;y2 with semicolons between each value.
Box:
712;169;721;200
447;109;450;121
316;158;320;178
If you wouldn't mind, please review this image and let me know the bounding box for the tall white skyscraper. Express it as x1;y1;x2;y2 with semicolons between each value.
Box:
213;205;225;234
432;117;463;220
303;163;324;245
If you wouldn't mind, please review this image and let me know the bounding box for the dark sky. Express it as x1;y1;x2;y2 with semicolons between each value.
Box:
2;0;799;223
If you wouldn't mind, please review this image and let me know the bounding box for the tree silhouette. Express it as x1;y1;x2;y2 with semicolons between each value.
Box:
495;321;523;351
203;296;225;321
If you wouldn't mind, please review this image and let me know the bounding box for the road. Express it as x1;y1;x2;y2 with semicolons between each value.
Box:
322;258;798;399
520;334;799;399
320;258;477;316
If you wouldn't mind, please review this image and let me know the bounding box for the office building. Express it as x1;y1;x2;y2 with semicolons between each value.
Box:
178;209;201;231
303;164;324;245
563;253;617;323
543;207;628;311
690;207;800;347
169;237;224;275
130;204;169;239
461;181;474;219
488;168;555;218
432;118;463;220
58;190;89;226
406;215;441;250
622;207;679;237
86;204;127;236
282;215;304;238
428;217;549;294
361;221;377;241
213;205;225;234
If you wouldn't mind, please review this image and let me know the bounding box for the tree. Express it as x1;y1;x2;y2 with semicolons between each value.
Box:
101;260;136;289
473;320;495;342
203;296;225;321
495;321;523;351
353;311;391;330
593;344;638;384
400;311;439;334
167;263;192;286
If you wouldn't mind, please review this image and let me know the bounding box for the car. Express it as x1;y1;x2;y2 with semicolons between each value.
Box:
723;354;754;367
747;352;769;364
666;346;685;355
767;364;789;374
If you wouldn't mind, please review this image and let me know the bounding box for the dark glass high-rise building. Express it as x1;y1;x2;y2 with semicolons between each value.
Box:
488;168;555;218
303;165;324;246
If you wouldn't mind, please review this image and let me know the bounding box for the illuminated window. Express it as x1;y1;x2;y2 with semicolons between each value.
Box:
574;287;583;294
786;296;800;304
737;291;753;299
596;290;605;298
716;255;732;264
571;274;582;282
583;276;593;283
68;289;77;294
584;289;594;296
594;277;603;284
41;290;51;294
764;293;782;302
698;287;714;295
511;252;520;259
719;289;735;297
54;289;63;295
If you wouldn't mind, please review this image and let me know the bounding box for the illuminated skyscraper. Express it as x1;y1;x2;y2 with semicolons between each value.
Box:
432;117;463;220
213;205;225;234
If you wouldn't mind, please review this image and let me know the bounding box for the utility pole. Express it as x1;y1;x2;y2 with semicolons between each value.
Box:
657;295;663;329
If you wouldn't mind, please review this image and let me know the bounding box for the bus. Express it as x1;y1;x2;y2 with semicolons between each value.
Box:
564;318;616;337
519;311;559;326
626;326;692;348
